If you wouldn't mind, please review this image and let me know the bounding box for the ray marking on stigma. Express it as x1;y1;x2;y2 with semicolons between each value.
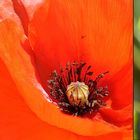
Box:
48;61;109;116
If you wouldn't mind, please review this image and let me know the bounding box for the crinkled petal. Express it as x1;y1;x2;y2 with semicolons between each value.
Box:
12;0;43;35
0;0;43;36
20;0;44;19
0;0;20;24
12;0;29;35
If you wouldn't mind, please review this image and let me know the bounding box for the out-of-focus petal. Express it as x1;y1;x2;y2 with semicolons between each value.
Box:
0;0;20;23
12;0;43;35
21;0;43;19
12;0;29;35
122;130;133;140
0;0;43;36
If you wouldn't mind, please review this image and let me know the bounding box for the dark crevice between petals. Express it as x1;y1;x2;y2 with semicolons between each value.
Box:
12;0;29;36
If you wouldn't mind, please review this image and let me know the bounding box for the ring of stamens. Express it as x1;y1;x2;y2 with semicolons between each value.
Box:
48;62;109;116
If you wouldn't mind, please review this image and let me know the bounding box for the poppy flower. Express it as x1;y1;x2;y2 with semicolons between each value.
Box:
0;0;132;140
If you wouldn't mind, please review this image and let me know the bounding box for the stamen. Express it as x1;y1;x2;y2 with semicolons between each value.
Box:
48;61;109;116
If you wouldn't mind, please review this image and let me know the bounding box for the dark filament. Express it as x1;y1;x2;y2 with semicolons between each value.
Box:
48;61;109;116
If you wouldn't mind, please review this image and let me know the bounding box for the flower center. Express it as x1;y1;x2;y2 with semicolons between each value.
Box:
48;62;109;116
66;81;89;107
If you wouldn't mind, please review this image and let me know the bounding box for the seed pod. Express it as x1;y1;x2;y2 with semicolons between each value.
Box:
66;81;90;108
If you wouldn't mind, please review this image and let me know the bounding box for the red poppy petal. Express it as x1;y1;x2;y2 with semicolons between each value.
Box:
0;58;124;140
12;0;29;35
99;104;132;127
0;19;126;136
109;61;133;109
12;0;43;35
122;130;133;140
21;0;43;19
0;58;129;140
29;0;132;86
0;0;20;23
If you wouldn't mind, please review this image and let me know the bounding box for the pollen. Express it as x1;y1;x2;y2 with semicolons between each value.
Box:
48;61;109;116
